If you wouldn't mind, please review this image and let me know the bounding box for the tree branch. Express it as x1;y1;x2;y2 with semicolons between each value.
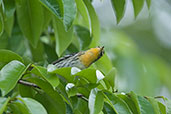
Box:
18;80;88;101
18;80;40;89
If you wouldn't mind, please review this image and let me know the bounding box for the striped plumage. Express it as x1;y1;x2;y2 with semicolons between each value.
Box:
52;46;104;69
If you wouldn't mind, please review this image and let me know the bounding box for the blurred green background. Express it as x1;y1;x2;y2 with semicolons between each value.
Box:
93;0;171;98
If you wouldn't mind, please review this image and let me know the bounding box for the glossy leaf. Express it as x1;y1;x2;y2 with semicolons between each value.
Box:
146;0;151;9
0;97;10;114
71;97;89;114
47;65;73;82
132;0;144;18
75;0;90;29
104;67;116;89
9;101;30;114
3;0;15;36
31;65;59;87
117;94;139;114
0;49;23;69
0;60;26;96
158;102;166;114
38;0;63;19
103;102;116;114
27;77;66;114
42;7;52;30
166;99;171;114
148;97;160;114
63;0;77;30
111;0;126;23
74;69;97;83
35;92;64;114
126;91;141;114
83;0;100;47
137;96;155;114
18;84;36;98
65;83;77;97
29;41;45;62
88;89;104;114
94;54;113;74
15;0;44;47
53;17;73;56
18;97;47;114
74;25;92;50
0;12;4;36
104;91;132;114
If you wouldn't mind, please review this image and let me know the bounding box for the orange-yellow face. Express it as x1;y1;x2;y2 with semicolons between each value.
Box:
79;47;104;68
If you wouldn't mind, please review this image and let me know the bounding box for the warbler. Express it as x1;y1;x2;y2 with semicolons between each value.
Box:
52;46;104;69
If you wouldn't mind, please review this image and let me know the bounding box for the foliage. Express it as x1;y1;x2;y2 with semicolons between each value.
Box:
0;0;170;114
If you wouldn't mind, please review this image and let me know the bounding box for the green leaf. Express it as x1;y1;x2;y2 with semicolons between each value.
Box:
158;102;166;114
0;60;26;96
65;83;78;97
166;99;171;114
29;41;45;62
0;32;8;49
53;17;73;56
88;89;104;114
104;67;116;89
42;7;52;30
74;69;97;83
0;12;4;36
137;96;155;114
132;0;144;18
7;22;27;56
75;0;90;29
9;102;22;114
27;77;66;114
15;0;44;47
0;97;10;114
103;102;116;114
71;97;89;114
3;0;15;36
126;91;141;114
110;0;126;24
117;94;139;114
18;84;36;98
74;25;92;50
31;65;59;87
63;0;77;30
146;0;151;9
104;91;132;114
38;0;63;19
148;97;160;114
43;43;58;63
47;65;73;82
35;92;64;114
83;0;100;47
18;97;47;114
94;54;113;74
9;101;30;114
0;49;23;69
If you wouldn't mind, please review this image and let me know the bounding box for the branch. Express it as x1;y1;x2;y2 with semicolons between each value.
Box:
18;80;40;89
18;80;88;101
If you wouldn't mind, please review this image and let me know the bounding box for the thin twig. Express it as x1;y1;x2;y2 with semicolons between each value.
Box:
18;80;40;89
77;94;88;101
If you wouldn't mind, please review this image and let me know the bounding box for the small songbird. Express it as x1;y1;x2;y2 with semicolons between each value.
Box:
52;46;104;69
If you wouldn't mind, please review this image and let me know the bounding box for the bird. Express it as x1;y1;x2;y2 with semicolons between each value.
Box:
52;46;104;70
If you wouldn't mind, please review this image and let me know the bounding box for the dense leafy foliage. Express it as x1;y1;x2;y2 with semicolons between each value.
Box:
0;0;171;114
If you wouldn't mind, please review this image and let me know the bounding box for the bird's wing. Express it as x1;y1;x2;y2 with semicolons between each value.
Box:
52;53;77;65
